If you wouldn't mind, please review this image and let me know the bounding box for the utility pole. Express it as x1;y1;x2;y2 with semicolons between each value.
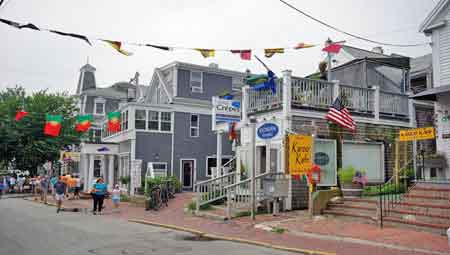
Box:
326;38;333;82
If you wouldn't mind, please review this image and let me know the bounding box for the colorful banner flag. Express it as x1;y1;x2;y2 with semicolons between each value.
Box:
322;43;343;54
50;30;92;46
146;44;172;51
251;70;277;94
75;114;93;132
228;122;237;141
264;48;284;58
44;114;63;137
196;48;215;58
103;40;133;56
15;110;28;121
294;42;315;49
107;112;121;133
230;49;251;60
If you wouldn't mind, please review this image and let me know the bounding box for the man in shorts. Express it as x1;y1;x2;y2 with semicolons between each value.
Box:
54;176;67;213
40;175;49;204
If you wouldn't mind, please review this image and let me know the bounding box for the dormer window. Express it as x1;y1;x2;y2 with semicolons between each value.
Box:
93;98;106;115
190;71;203;93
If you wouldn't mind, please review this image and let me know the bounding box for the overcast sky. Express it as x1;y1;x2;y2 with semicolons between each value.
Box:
0;0;437;94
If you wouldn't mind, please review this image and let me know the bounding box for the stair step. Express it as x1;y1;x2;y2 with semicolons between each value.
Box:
404;194;449;200
323;209;375;221
389;208;450;220
342;197;378;204
328;203;376;211
383;216;449;230
397;201;450;209
413;186;450;192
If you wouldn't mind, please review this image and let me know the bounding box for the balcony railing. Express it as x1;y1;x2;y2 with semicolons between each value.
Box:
244;74;411;122
379;91;409;117
291;77;334;108
247;79;283;113
339;85;375;113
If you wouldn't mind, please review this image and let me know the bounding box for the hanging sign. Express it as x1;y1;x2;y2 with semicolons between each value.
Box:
257;122;279;140
212;96;241;131
399;127;435;142
288;134;313;176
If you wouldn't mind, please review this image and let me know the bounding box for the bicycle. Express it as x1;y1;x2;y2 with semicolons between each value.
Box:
146;185;162;211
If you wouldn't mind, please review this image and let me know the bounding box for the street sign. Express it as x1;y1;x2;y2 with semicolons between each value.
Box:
288;135;313;176
399;127;435;142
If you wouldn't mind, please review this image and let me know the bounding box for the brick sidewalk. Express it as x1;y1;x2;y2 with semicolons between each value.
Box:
29;193;450;255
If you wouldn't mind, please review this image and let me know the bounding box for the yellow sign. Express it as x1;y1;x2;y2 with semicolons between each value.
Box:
399;127;435;142
60;151;80;162
288;134;313;176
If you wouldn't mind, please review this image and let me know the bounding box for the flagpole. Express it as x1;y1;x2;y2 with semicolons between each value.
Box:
254;55;270;72
326;38;332;82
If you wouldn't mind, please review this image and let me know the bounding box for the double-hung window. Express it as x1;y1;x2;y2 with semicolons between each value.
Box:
121;110;128;131
94;98;105;116
148;111;159;131
135;110;146;130
190;114;199;137
160;112;172;132
190;71;203;93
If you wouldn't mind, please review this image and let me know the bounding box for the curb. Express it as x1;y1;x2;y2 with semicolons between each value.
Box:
128;219;335;255
23;197;83;211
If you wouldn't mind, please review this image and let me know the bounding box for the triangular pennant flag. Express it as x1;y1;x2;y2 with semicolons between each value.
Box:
230;50;251;60
15;110;28;121
196;48;215;58
50;30;92;46
322;43;342;54
146;44;172;51
103;40;133;56
0;18;21;29
75;114;93;132
107;112;121;132
44;114;62;137
294;42;315;49
264;48;284;58
19;23;40;31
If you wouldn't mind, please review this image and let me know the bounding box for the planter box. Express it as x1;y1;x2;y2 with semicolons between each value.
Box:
341;183;363;197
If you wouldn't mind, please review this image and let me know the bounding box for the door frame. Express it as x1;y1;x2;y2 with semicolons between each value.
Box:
180;158;196;189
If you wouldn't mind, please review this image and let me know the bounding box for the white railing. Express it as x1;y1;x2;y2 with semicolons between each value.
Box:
225;172;271;219
379;91;409;116
247;79;283;113
339;85;375;113
194;171;236;212
291;77;334;108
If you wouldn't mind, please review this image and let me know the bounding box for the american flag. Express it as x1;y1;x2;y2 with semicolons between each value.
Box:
325;98;356;131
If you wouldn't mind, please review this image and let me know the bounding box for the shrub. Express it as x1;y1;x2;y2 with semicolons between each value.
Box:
120;194;130;202
186;200;211;211
145;176;182;195
363;183;406;196
338;166;356;184
120;176;130;185
271;227;286;234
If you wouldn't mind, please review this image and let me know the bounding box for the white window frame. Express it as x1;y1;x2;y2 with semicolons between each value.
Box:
147;110;160;131
190;71;203;93
206;155;233;177
148;162;168;178
135;109;147;130
93;98;106;116
190;114;199;137
160;112;172;132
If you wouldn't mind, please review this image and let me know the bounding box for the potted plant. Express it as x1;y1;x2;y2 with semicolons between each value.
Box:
339;166;366;197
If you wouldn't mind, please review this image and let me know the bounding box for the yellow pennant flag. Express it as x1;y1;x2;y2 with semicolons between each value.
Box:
294;42;315;49
196;48;215;58
103;40;133;56
264;48;284;58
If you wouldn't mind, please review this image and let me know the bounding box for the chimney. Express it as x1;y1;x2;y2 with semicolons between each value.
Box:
372;46;384;54
209;63;219;69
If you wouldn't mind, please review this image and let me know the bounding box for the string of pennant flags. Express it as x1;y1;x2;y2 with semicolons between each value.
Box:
0;18;326;59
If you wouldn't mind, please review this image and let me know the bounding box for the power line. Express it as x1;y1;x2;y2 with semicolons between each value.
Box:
278;0;428;47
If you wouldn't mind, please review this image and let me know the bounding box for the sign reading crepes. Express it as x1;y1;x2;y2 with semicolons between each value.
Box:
399;127;435;142
288;134;313;176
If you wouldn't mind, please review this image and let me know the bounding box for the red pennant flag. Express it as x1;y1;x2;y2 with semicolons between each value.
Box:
322;43;342;54
15;110;28;121
107;112;121;133
44;114;62;137
231;50;251;60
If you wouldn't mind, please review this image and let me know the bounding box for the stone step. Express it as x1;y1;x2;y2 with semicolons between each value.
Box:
412;186;450;193
391;204;450;218
323;209;376;221
403;193;450;201
342;197;378;205
328;202;376;212
397;201;450;209
383;216;449;235
387;208;450;225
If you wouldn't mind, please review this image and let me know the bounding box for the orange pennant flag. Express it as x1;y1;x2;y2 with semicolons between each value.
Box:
103;40;133;56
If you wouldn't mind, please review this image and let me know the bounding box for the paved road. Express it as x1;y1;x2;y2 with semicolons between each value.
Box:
0;199;297;255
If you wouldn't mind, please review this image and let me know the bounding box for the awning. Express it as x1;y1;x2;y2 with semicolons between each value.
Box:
410;84;450;101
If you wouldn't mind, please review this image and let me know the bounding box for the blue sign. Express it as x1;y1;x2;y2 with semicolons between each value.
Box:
257;123;279;139
231;101;241;109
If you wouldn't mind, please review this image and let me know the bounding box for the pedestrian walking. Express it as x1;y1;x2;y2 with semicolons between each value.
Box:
50;175;58;197
17;175;25;193
54;176;67;213
0;177;4;199
92;178;108;215
30;176;36;194
40;175;49;204
9;175;16;193
74;175;81;200
111;184;121;213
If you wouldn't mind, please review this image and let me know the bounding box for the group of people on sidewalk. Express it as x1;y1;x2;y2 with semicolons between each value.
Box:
89;177;122;215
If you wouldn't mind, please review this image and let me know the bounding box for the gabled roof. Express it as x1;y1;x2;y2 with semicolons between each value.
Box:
82;87;127;99
341;45;396;59
419;0;449;33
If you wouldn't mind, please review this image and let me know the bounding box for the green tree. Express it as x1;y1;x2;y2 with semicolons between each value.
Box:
0;86;85;175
